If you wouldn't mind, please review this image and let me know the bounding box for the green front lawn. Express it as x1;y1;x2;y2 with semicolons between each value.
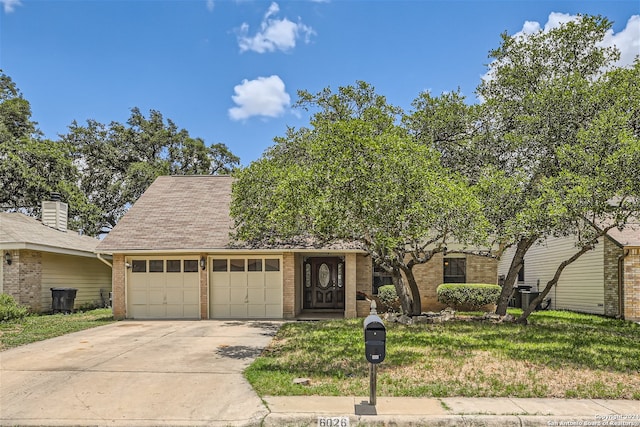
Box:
245;310;640;399
0;308;115;350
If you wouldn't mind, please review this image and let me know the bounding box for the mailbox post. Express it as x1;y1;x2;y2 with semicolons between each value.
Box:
363;301;386;406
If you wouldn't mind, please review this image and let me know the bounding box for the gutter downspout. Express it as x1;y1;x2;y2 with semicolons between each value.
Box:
618;249;629;319
96;253;113;269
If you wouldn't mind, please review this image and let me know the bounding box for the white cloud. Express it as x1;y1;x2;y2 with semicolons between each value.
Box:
229;75;291;121
206;0;214;13
602;15;640;68
236;1;315;53
1;0;22;13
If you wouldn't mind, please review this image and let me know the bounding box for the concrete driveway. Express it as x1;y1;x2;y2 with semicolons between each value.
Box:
0;320;282;427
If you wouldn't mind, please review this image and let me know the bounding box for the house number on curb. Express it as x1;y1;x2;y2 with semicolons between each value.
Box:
317;416;349;427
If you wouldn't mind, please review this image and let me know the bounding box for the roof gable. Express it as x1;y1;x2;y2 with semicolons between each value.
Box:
97;176;234;252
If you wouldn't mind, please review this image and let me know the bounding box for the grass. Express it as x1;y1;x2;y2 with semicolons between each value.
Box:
0;308;115;351
245;310;640;399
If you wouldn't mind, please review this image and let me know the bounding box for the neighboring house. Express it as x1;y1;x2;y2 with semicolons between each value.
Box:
0;198;112;313
498;226;640;322
96;175;497;320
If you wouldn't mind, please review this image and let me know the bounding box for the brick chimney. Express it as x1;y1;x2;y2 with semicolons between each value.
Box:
42;192;68;232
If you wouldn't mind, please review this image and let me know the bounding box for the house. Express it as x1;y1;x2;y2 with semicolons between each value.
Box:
498;226;640;322
0;197;112;313
96;175;497;320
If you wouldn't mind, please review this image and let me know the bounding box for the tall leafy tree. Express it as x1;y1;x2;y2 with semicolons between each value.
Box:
232;82;486;315
0;71;90;224
62;108;240;236
406;15;639;321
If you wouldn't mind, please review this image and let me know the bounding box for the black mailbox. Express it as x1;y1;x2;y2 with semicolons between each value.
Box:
363;314;386;364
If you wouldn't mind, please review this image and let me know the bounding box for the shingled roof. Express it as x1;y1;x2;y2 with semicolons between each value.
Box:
97;176;234;252
0;212;101;256
608;223;640;247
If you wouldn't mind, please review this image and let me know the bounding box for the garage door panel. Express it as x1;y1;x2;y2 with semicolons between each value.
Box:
265;290;281;304
248;288;265;304
183;304;199;317
265;273;281;288
248;305;265;318
209;257;282;319
211;304;230;318
148;291;165;305
127;257;200;319
148;305;166;317
265;304;281;317
184;290;199;304
212;287;230;302
229;304;247;317
183;274;199;288
165;288;183;303
130;290;147;305
248;274;264;287
230;274;247;287
230;288;246;303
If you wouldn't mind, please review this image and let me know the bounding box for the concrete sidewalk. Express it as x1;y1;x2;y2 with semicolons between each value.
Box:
262;396;640;426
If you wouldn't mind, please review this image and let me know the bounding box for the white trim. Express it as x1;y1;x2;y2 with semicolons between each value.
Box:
0;243;99;258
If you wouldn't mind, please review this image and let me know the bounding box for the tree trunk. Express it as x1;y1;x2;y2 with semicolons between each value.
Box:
391;267;414;315
495;237;537;316
399;264;422;316
517;244;594;324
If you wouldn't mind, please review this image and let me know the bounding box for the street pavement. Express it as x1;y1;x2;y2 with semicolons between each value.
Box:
1;320;637;427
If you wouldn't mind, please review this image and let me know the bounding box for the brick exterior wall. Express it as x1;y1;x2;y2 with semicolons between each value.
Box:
282;252;296;319
604;237;623;318
412;253;446;312
356;254;373;317
2;250;20;304
112;254;126;320
3;250;43;312
624;248;640;322
199;253;208;319
354;253;498;316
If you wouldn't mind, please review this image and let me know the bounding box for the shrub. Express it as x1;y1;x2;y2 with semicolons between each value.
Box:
376;285;400;313
436;283;501;311
0;293;29;321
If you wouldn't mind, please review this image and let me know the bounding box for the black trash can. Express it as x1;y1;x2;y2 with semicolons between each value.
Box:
514;286;532;309
51;288;78;314
520;290;540;311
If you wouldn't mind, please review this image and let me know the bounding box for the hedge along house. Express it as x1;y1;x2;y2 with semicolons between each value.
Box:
0;197;112;313
497;225;640;322
96;175;498;320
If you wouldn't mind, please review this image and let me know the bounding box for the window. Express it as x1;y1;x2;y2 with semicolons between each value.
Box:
132;260;146;273
248;259;262;272
149;260;164;273
265;258;280;272
167;260;181;272
212;259;228;272
443;258;466;283
184;260;199;272
230;259;245;272
372;264;393;295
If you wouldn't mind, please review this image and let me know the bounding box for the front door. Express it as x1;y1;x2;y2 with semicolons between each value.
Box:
304;257;345;309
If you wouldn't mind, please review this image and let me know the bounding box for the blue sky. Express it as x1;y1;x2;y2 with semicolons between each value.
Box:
1;0;638;166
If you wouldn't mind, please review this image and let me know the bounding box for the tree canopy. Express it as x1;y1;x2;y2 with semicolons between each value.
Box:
232;82;487;315
233;14;640;321
1;71;240;236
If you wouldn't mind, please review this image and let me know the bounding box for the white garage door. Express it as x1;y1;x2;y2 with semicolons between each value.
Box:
128;257;200;319
209;257;282;319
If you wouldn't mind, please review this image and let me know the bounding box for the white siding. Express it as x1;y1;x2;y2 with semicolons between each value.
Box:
499;237;605;314
41;253;112;311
